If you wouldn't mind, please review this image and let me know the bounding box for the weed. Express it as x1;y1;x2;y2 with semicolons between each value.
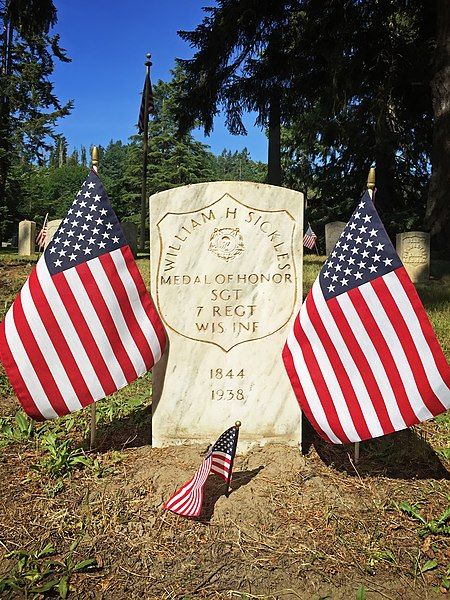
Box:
0;411;34;446
400;502;450;535
0;540;97;599
35;433;93;479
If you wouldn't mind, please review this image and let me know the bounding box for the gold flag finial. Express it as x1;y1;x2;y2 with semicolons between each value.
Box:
91;146;99;171
367;166;376;190
235;421;241;428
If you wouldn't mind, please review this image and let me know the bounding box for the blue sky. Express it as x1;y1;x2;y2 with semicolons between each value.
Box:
51;0;267;162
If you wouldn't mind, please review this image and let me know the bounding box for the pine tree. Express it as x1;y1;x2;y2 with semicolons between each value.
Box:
0;0;72;241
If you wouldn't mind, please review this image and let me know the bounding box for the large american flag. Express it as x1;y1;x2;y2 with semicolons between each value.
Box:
0;170;166;421
164;425;239;517
283;191;450;444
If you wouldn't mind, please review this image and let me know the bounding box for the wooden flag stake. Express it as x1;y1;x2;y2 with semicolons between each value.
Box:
89;146;99;450
354;165;376;464
225;421;241;497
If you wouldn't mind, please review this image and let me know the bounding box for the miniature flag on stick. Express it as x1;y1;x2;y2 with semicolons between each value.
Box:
0;170;166;421
283;191;450;444
164;423;240;518
303;223;317;250
36;213;49;250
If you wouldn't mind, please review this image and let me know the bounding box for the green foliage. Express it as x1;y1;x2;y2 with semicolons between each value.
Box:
0;411;34;446
356;584;366;600
0;540;97;599
0;2;72;242
400;502;450;536
34;432;93;479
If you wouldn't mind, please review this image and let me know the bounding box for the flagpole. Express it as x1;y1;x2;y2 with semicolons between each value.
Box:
139;53;152;254
354;165;376;465
225;420;241;497
89;146;99;450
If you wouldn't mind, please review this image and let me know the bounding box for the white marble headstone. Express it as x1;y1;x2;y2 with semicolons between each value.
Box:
18;220;36;256
396;231;430;283
44;219;63;248
150;181;303;450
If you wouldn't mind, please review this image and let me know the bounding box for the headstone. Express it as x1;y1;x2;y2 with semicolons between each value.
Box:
150;181;303;451
120;222;138;257
396;231;430;283
325;221;346;256
18;220;36;256
44;219;63;248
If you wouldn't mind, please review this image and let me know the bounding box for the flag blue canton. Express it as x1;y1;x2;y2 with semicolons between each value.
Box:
45;170;126;276
320;191;402;301
210;426;236;456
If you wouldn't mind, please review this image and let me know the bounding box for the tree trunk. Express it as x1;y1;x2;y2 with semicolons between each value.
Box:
424;0;450;253
0;16;13;244
268;96;281;186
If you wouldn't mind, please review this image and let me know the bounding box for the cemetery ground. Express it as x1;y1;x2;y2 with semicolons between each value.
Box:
0;253;449;600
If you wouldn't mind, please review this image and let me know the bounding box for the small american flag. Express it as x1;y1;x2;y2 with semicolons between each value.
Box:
283;191;450;444
303;223;317;250
137;71;155;134
36;215;49;249
0;170;166;420
164;425;239;517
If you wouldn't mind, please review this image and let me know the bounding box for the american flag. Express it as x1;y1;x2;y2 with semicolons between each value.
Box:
0;170;166;421
303;223;318;250
164;425;239;517
137;71;155;134
36;214;49;250
283;191;450;444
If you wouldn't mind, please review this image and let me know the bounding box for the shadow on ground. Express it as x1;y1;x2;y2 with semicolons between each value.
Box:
197;466;264;523
301;415;450;480
86;405;152;451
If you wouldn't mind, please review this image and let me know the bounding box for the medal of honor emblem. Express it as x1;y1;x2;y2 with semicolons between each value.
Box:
208;227;244;262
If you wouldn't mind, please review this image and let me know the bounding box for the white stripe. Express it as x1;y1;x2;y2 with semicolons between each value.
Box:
386;271;450;407
63;265;127;389
88;259;147;375
286;324;342;444
4;304;58;420
300;290;361;441
109;249;162;363
312;282;384;438
20;279;82;413
36;261;106;398
337;292;407;430
359;283;433;421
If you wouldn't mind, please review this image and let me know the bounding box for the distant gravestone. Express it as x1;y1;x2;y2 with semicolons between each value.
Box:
150;181;303;450
325;221;346;256
120;222;138;257
44;219;63;248
396;231;430;283
18;220;36;256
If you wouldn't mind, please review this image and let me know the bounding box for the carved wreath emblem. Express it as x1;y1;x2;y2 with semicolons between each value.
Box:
208;227;244;262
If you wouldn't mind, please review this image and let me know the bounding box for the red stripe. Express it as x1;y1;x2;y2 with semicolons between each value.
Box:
76;260;138;383
282;343;333;443
327;296;394;435
396;267;450;386
29;269;94;409
292;309;351;443
282;340;332;442
99;252;153;369
0;319;44;421
306;292;371;440
371;273;446;415
348;286;418;426
122;246;166;353
52;272;117;396
12;293;69;417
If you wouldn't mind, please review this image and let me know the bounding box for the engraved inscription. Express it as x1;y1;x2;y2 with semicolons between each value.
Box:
402;235;428;265
156;194;297;351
